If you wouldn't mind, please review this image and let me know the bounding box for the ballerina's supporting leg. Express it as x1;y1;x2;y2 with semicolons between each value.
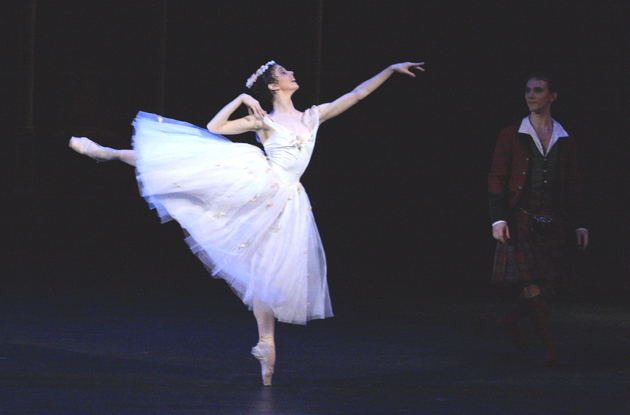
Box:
251;297;276;386
69;137;137;167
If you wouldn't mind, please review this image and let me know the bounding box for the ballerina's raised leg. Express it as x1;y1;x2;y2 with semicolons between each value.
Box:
69;137;137;166
251;297;276;386
69;135;278;385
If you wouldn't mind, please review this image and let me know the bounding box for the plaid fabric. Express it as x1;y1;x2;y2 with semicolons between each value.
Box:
492;209;569;293
488;127;586;228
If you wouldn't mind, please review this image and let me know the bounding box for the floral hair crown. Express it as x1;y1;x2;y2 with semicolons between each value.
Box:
246;60;276;89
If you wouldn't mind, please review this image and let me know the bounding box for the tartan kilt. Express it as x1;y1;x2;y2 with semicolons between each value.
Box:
492;209;570;292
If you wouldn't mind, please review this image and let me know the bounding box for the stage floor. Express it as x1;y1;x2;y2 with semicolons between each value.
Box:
1;281;629;415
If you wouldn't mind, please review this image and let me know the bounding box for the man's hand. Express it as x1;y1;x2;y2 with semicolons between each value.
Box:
492;222;510;244
576;229;589;251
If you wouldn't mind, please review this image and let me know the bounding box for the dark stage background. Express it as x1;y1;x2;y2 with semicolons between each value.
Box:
1;0;629;302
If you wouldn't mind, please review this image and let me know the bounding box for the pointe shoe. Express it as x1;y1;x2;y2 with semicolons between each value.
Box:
251;342;275;386
69;137;116;162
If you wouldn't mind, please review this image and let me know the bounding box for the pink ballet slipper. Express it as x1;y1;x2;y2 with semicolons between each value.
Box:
251;342;275;386
69;137;116;162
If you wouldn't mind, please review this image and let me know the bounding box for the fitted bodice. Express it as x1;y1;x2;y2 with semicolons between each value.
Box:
262;106;319;185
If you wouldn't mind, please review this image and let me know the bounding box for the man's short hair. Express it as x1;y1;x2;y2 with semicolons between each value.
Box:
527;71;558;94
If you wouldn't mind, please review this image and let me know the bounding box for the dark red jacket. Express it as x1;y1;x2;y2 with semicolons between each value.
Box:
488;125;585;229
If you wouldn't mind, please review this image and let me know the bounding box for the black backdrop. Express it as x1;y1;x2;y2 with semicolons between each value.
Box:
1;1;629;300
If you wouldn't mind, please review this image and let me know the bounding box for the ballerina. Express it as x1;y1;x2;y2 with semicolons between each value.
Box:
70;60;424;385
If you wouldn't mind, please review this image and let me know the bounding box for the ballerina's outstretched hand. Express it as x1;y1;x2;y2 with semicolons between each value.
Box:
390;62;425;77
317;60;426;123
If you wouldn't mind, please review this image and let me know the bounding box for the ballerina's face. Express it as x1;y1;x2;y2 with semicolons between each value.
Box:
269;65;299;92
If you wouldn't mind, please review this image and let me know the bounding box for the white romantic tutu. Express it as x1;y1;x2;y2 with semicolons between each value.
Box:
131;110;332;324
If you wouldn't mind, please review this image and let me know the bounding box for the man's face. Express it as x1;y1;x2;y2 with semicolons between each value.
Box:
525;79;557;114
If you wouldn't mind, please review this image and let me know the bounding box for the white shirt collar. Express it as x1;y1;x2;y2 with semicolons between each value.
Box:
518;116;569;156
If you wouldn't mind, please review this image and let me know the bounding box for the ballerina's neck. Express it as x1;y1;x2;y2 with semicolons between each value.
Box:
271;94;297;113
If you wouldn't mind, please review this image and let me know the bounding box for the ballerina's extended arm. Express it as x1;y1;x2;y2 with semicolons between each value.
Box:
207;94;268;135
317;62;424;123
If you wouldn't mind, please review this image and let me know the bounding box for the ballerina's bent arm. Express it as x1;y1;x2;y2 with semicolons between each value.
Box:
317;62;424;123
207;94;268;136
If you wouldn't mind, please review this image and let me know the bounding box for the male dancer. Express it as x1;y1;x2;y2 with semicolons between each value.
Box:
489;72;588;366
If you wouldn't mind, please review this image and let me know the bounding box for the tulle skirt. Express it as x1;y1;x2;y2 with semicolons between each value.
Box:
132;112;332;324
